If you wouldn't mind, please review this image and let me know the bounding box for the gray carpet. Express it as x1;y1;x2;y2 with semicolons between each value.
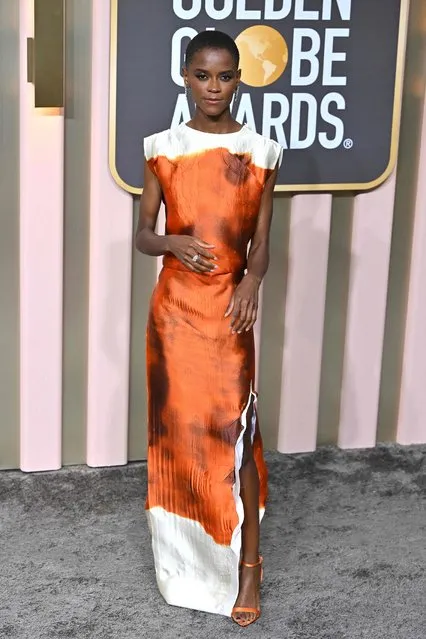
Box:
1;445;425;639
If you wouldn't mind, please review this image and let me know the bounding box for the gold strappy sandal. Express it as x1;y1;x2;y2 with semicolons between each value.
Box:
231;556;263;627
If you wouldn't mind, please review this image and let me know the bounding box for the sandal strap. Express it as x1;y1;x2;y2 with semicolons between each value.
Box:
241;555;263;568
232;607;260;615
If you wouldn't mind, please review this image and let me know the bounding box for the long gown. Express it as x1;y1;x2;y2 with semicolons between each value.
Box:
144;122;283;617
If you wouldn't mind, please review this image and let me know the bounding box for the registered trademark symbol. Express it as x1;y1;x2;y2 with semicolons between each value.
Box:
343;138;354;149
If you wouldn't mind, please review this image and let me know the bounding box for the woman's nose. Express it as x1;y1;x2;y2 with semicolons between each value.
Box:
208;80;221;93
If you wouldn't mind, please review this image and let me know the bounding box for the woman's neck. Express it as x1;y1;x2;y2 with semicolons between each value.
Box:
187;109;242;134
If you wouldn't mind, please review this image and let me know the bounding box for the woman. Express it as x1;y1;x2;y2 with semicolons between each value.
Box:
136;30;283;627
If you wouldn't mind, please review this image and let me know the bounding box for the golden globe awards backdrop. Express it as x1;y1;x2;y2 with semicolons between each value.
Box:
109;0;409;194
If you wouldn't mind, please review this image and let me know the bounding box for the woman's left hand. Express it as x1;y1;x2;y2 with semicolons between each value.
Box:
224;273;261;334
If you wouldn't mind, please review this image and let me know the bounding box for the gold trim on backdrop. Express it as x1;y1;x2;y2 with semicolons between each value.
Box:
108;0;410;194
36;107;64;116
109;0;126;191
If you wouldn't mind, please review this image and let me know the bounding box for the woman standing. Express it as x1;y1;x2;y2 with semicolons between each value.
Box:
136;30;283;627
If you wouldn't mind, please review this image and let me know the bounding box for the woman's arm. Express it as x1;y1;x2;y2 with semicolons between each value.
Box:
135;160;218;272
245;165;278;283
224;165;279;333
135;160;168;256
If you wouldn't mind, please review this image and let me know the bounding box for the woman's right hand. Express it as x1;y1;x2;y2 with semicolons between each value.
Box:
166;235;217;273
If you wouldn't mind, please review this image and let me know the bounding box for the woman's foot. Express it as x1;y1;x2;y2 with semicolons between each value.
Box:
231;557;263;626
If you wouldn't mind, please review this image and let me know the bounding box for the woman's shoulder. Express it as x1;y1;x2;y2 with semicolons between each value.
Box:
243;127;282;152
143;127;176;160
243;127;284;170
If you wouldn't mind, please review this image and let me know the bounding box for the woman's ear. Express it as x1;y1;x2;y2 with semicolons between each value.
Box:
182;67;189;87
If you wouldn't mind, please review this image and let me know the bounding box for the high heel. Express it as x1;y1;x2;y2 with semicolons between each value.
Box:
231;556;263;627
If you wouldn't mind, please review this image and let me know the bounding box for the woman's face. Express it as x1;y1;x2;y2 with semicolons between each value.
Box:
183;47;241;118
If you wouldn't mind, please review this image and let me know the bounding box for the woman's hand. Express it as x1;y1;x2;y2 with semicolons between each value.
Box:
224;273;261;333
167;235;217;273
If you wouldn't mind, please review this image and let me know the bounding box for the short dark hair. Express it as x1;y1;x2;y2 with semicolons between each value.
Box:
185;30;240;68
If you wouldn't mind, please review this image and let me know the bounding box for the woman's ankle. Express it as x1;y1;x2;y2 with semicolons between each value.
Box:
241;553;261;565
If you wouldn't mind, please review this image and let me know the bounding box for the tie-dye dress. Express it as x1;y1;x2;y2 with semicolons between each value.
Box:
143;122;283;617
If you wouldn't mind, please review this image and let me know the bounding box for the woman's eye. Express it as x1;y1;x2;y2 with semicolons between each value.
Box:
221;75;232;81
196;74;207;80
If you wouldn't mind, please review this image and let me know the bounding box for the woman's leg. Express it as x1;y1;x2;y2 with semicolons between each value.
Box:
232;403;262;623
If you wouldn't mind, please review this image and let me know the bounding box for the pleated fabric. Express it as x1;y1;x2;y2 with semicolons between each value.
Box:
144;123;283;616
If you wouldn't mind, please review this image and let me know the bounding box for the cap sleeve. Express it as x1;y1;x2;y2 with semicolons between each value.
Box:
143;132;158;176
267;139;284;170
143;133;157;162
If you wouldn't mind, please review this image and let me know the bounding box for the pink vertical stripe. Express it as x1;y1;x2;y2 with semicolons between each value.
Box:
86;0;133;467
338;174;396;449
397;91;426;445
19;0;63;472
277;195;331;453
338;0;409;451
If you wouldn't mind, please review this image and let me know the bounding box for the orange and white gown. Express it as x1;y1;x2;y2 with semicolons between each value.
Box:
144;122;283;616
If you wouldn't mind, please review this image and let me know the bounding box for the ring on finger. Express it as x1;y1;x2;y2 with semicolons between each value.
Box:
192;253;200;263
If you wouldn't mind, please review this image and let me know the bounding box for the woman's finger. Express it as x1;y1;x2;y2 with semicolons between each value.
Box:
185;253;217;271
245;304;257;332
194;237;215;249
196;248;217;260
245;307;258;332
183;259;214;273
230;298;242;329
238;301;254;333
191;244;217;261
230;298;241;327
181;256;208;272
235;300;251;333
232;299;248;333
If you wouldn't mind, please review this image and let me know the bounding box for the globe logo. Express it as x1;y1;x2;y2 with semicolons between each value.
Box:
235;25;288;88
